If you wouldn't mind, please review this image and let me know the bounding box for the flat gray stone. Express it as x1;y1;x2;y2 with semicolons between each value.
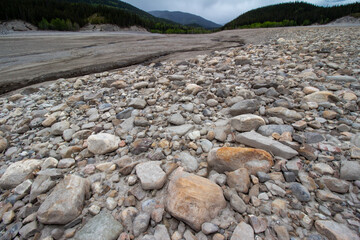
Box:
257;125;294;136
73;211;123;240
166;124;194;137
326;75;357;82
236;131;298;159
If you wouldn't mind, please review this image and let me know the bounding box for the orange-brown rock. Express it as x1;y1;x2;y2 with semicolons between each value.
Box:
166;168;226;231
208;147;274;175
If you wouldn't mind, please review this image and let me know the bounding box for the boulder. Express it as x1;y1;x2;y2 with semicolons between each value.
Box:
166;168;226;231
37;175;90;224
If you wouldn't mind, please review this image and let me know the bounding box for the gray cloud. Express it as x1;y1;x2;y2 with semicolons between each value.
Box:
122;0;357;24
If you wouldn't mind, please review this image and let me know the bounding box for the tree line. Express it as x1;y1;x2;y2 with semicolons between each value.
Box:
0;0;210;33
224;2;360;29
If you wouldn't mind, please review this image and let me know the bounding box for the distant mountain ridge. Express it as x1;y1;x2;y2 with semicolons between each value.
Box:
149;10;221;29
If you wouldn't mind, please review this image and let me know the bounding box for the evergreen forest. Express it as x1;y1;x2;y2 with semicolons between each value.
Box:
224;2;360;29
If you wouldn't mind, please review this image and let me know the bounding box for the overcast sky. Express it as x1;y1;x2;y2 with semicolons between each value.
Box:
121;0;358;24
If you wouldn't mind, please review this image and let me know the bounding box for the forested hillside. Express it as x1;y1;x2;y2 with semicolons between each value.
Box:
224;2;360;29
0;0;210;33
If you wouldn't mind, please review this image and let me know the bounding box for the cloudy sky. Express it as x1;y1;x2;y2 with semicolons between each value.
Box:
121;0;358;24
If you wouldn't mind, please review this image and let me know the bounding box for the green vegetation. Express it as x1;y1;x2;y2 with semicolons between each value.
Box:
224;2;360;29
0;0;210;33
238;20;297;29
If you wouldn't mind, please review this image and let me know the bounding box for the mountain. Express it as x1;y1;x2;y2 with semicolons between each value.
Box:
224;2;360;29
149;10;221;29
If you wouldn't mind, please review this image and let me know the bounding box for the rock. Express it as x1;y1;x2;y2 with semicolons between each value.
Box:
58;158;75;168
290;183;311;202
340;161;360;181
274;225;290;240
230;193;247;213
284;172;296;182
200;139;213;153
266;107;303;122
230;114;265;132
51;121;70;135
87;133;120;154
257;125;294;136
131;138;153;155
2;210;15;224
322;176;350;194
226;168;250;193
326;75;357;82
249;215;267;233
236;131;298;159
208;147;273;175
315;220;360;240
229;99;259;116
19;221;38;239
176;152;199;172
135;161;167;190
166;124;194;137
116;107;134;119
154;224;170;240
129;98;147;109
201;222;219;235
0;159;42;189
230;222;254;240
168;113;185;125
316;190;343;203
323;110;338;120
133;212;150;237
14;179;32;196
298;144;318;161
73;211;123;240
166;168;226;231
303;91;339;103
265;182;286;197
37;175;90;224
185;83;203;95
313;163;334;175
0;136;8;152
